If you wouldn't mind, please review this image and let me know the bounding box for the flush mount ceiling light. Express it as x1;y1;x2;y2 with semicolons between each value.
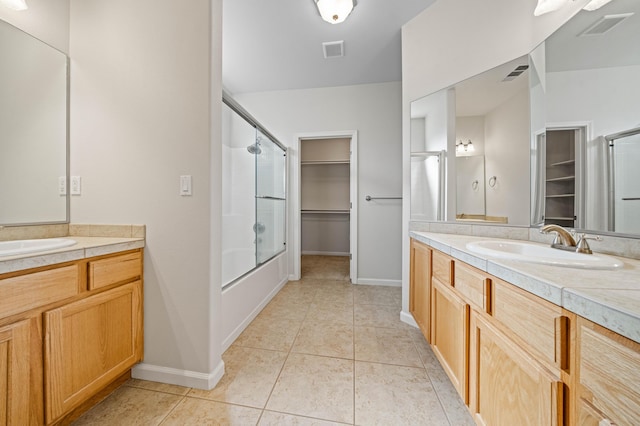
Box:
534;0;568;16
314;0;356;25
0;0;28;11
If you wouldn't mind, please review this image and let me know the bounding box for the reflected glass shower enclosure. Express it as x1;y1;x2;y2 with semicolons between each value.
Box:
222;99;286;287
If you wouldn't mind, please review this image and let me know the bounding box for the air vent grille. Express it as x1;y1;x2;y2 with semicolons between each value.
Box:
579;13;634;36
323;40;344;59
502;64;529;82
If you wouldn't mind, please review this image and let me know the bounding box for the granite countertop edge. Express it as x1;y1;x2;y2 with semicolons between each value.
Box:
0;236;145;275
410;230;640;345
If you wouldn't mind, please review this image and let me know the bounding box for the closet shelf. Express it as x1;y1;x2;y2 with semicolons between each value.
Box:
302;209;349;215
546;176;575;182
546;194;575;198
550;159;575;167
301;160;350;165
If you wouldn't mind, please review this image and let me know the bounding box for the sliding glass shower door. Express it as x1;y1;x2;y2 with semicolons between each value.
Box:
221;100;287;287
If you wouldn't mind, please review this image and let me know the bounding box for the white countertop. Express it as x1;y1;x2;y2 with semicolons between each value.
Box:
0;236;145;275
410;231;640;345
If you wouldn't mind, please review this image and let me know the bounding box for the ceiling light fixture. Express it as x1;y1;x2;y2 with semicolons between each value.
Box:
534;0;567;16
314;0;356;25
0;0;27;11
583;0;614;11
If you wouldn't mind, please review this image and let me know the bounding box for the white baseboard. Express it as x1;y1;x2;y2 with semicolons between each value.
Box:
221;275;288;352
353;278;402;287
301;251;350;256
400;310;418;328
131;359;225;390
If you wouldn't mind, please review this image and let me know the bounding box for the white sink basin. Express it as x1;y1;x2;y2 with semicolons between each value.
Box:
466;240;624;270
0;238;77;257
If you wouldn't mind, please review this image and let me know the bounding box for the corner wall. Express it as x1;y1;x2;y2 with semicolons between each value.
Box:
0;0;69;53
69;0;224;389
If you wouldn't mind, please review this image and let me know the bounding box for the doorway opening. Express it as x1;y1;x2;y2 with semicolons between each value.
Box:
292;131;358;283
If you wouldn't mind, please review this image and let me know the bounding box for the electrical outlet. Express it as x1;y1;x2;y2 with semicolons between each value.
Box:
70;176;81;195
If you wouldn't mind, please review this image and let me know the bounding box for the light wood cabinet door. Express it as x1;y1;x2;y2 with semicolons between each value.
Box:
0;319;31;425
577;317;640;426
431;276;469;403
469;313;563;426
44;281;143;423
410;239;431;341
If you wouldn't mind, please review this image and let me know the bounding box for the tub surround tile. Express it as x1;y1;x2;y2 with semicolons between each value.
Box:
266;353;354;424
410;230;640;345
354;361;449;426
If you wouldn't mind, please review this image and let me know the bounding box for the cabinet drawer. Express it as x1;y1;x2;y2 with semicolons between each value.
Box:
491;278;568;371
0;266;79;319
578;318;640;426
431;250;452;286
89;251;142;290
454;262;490;313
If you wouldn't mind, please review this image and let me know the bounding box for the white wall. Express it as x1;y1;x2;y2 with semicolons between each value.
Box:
236;82;403;284
484;89;531;224
400;0;590;321
0;0;69;53
69;0;224;389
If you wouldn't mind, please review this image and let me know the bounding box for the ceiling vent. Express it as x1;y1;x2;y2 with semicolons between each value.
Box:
502;64;529;82
579;13;634;36
322;40;344;59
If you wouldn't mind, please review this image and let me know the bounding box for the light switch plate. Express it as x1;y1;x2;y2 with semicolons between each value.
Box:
58;176;67;195
180;175;192;196
70;176;81;195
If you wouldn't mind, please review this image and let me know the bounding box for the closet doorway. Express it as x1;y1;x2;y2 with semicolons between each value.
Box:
292;131;358;283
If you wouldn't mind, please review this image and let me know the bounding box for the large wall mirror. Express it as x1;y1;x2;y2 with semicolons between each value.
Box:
410;55;532;226
533;0;640;237
0;18;68;226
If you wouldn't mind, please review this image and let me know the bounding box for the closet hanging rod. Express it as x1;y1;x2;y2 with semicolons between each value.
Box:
365;195;402;201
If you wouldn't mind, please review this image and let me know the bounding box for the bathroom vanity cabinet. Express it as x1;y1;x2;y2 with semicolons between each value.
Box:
410;237;640;426
0;249;143;425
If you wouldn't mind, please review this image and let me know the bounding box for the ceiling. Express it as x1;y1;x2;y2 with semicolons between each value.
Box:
222;0;436;95
546;0;640;72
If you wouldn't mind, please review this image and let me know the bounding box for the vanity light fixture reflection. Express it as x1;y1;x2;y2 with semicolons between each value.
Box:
534;0;614;16
0;0;27;11
314;0;356;24
456;139;475;153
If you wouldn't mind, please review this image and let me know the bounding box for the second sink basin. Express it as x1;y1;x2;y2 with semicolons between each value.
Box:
466;240;624;270
0;238;77;257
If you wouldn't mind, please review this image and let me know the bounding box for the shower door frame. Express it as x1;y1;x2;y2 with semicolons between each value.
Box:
291;130;358;283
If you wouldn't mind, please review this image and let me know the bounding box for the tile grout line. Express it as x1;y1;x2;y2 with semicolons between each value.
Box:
156;394;188;426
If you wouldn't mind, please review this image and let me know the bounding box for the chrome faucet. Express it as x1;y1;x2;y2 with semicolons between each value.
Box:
540;224;602;254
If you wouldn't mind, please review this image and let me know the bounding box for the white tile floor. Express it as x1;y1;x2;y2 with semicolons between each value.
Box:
73;256;473;425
